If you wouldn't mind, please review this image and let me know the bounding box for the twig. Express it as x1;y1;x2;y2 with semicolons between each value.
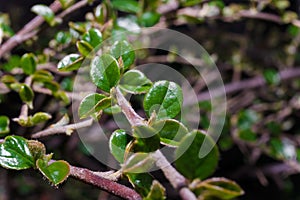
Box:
114;86;197;200
0;1;62;58
69;165;142;200
197;68;300;102
31;118;93;138
57;0;89;19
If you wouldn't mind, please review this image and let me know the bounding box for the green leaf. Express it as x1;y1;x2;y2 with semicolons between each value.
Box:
263;69;280;85
37;159;70;186
269;138;296;160
122;152;155;173
111;0;140;13
151;119;188;147
20;53;36;75
31;5;55;26
109;129;132;163
31;112;52;125
110;40;135;70
0;116;9;135
57;54;84;71
59;0;74;9
175;130;219;180
191;178;244;199
82;28;103;48
144;180;166;200
237;109;259;130
0;136;35;170
132;125;160;152
76;40;93;57
94;4;106;24
103;105;122;115
138;12;161;27
127;173;153;197
90;54;120;92
78;93;111;119
27;140;46;161
143;81;183;120
119;70;152;94
32;70;54;82
19;84;34;108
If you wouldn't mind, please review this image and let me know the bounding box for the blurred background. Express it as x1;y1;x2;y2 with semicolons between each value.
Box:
2;0;300;199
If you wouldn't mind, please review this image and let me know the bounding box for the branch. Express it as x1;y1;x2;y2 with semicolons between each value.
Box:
197;67;300;102
31;118;93;138
0;1;62;58
114;86;197;200
57;0;89;19
69;165;142;200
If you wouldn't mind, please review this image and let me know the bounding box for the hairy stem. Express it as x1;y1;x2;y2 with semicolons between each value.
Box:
31;118;93;138
69;165;142;200
114;86;197;200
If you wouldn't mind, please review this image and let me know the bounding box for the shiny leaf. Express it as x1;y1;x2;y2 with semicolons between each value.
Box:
122;152;155;173
151;119;188;147
109;129;132;163
76;40;93;57
82;28;102;48
31;5;55;26
111;0;140;13
90;54;120;92
119;69;152;94
78;93;111;119
110;40;135;70
127;173;154;197
37;159;70;186
0;136;34;170
175;130;219;180
144;81;183;120
57;54;84;71
19;84;34;108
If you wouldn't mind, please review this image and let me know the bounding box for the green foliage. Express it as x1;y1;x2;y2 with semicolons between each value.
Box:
175;130;219;180
119;70;152;94
37;159;70;186
0;136;34;170
111;0;141;14
57;54;84;71
19;84;34;108
122;152;155;173
110;40;135;70
0;116;10;135
90;54;120;92
31;5;56;26
109;129;132;163
20;53;37;75
144;81;183;120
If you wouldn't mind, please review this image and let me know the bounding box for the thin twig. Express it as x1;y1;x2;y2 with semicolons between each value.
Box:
0;1;62;58
57;0;89;19
31;118;93;138
69;165;142;200
114;86;197;200
197;67;300;102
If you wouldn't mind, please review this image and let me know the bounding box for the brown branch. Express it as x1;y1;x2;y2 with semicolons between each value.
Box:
114;86;197;200
31;118;93;138
57;0;89;19
69;165;142;200
197;68;300;102
0;1;62;58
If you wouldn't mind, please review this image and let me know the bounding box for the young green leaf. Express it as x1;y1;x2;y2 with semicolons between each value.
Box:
31;112;52;125
90;54;120;92
26;140;46;161
122;152;155;173
190;178;244;199
144;180;166;200
19;84;34;108
119;69;152;94
0;116;9;135
31;5;55;26
32;70;54;82
175;130;219;180
138;12;161;27
143;81;183;120
103;105;122;115
110;40;135;70
94;4;106;24
0;136;35;170
76;40;93;57
57;54;84;71
20;53;36;75
109;129;132;163
78;93;111;119
82;28;103;48
37;159;70;186
127;173;154;197
111;0;141;13
151;119;188;147
59;0;74;9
